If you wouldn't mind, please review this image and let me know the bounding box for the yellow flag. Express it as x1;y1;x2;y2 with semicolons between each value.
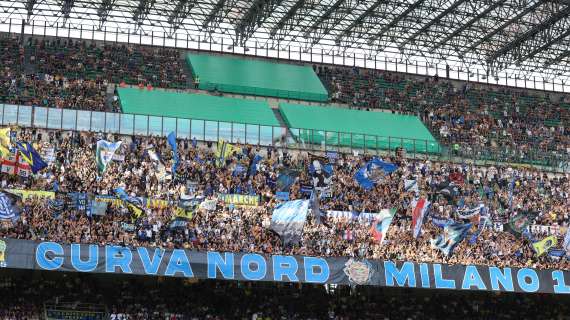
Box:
174;207;193;220
215;139;240;167
127;202;144;220
0;128;11;158
532;235;557;256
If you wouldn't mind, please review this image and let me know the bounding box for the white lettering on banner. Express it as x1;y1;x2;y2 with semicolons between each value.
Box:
326;211;379;223
529;225;561;236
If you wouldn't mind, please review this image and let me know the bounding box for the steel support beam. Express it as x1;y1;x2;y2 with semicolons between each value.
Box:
167;0;198;36
301;0;346;40
132;0;156;31
521;30;570;65
25;0;37;22
235;0;284;45
429;0;506;53
59;0;74;25
460;0;543;57
334;0;385;44
487;5;570;64
366;0;425;46
97;0;116;30
544;49;570;69
202;0;227;30
269;0;307;38
400;0;468;48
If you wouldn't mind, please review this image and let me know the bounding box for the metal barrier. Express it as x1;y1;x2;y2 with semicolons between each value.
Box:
1;103;567;172
0;103;440;155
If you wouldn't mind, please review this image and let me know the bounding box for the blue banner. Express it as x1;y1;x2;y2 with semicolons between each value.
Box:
276;168;299;192
3;238;570;294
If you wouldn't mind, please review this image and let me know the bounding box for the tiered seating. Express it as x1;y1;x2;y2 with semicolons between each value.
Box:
317;64;570;167
27;37;187;89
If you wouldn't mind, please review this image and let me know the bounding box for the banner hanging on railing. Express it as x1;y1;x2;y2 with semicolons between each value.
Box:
2;238;570;294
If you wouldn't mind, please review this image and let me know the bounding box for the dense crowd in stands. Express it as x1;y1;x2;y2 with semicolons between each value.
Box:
1;34;186;113
316;65;570;167
0;128;568;271
2;32;570;167
1;272;570;319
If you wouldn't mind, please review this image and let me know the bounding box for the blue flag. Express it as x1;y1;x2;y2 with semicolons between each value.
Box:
0;191;21;221
248;154;263;176
270;199;310;245
430;222;472;257
276;168;299;192
113;187;144;219
15;142;48;174
354;158;398;190
167;132;179;175
276;191;290;201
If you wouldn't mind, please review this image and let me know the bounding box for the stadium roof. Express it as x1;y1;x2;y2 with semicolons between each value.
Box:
1;0;569;90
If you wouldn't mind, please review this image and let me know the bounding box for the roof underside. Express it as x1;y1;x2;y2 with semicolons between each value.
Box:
1;0;569;84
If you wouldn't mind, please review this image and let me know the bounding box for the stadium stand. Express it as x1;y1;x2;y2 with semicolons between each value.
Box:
26;37;187;89
0;33;570;310
1;33;568;167
316;64;570;167
278;102;440;153
0;126;567;272
117;87;280;127
186;53;329;102
2;0;570;317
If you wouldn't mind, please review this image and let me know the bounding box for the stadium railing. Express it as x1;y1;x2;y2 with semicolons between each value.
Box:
0;103;567;173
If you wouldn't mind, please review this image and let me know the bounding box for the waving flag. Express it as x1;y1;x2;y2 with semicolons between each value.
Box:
468;211;489;245
456;203;485;220
310;190;326;226
533;235;557;257
96;140;122;174
563;227;570;256
174;203;194;220
0;128;11;158
430;222;472;257
369;208;396;244
503;211;538;238
270;199;310;245
411;198;430;238
15;142;48;174
1;151;31;178
0;191;21;221
146;146;167;181
404;179;419;194
215;139;239;167
167;132;179;175
308;154;333;189
276;168;300;192
354;158;398;190
114;188;144;220
248;154;263;176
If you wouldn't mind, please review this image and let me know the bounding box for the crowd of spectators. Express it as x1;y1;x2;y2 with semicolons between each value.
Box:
1;32;570;167
0;128;568;271
1;272;570;320
316;65;570;167
0;34;187;113
26;37;187;89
